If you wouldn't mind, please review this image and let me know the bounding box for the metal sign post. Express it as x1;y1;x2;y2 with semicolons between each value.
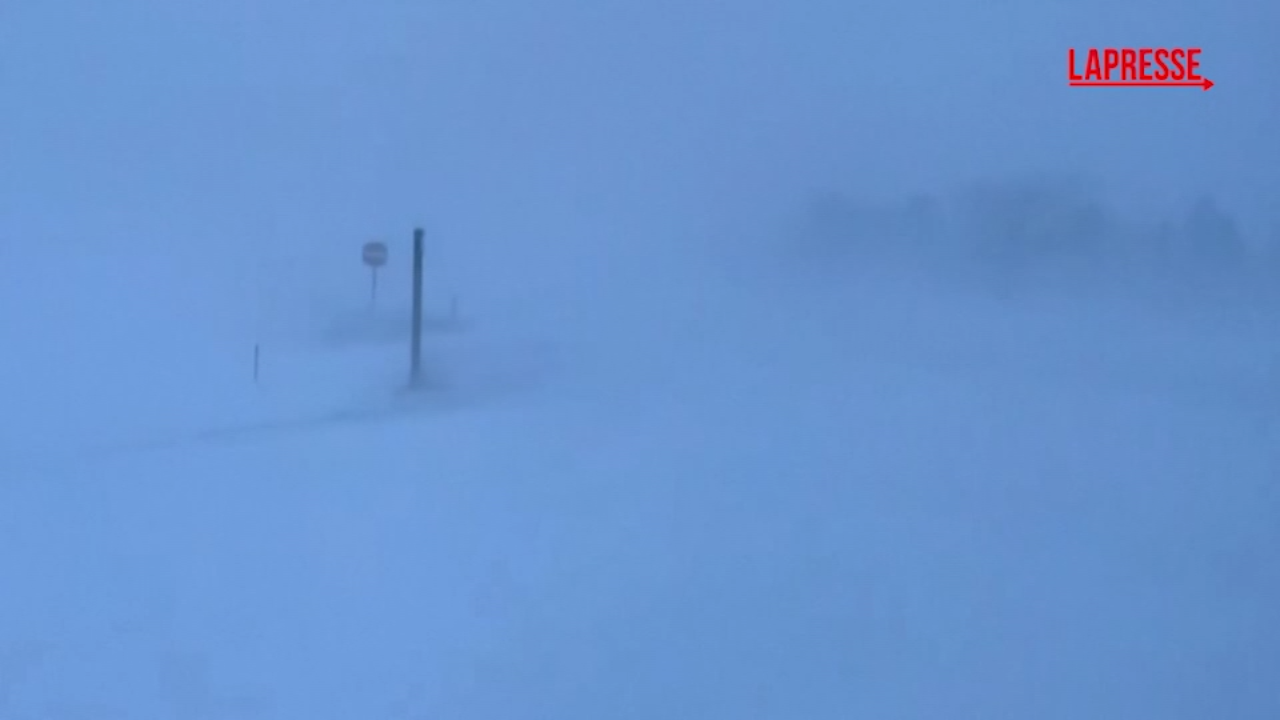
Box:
362;241;388;308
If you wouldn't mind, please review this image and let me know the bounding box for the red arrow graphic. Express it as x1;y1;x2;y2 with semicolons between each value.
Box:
1068;79;1214;90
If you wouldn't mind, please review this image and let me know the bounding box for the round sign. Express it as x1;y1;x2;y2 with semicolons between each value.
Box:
362;241;388;268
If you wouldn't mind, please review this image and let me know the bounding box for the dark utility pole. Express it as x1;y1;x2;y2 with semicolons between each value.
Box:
409;227;424;384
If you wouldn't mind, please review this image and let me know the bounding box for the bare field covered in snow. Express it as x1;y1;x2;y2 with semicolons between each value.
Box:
2;216;1278;717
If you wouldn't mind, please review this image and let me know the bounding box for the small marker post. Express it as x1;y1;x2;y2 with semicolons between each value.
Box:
410;228;424;385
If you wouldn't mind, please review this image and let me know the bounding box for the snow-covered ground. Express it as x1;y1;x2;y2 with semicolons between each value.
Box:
2;227;1277;719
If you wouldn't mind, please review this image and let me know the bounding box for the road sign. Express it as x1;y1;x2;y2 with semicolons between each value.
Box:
362;241;388;268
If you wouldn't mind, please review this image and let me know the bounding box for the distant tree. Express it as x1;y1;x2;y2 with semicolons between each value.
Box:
786;177;1271;300
1180;195;1245;270
956;175;1111;278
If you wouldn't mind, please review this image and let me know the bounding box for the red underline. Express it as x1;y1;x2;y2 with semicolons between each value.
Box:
1068;80;1207;87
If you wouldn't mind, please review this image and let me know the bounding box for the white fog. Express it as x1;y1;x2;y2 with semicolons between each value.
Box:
1;1;1277;717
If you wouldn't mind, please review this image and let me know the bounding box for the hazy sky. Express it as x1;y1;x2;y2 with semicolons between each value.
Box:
1;0;1276;282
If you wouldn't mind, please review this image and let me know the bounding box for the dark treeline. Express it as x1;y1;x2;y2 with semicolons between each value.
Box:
790;174;1278;307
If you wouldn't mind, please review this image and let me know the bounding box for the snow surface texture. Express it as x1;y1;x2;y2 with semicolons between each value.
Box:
2;220;1279;719
3;1;1279;718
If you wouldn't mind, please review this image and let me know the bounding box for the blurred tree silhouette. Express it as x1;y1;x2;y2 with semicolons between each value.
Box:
1180;195;1246;270
788;176;1268;302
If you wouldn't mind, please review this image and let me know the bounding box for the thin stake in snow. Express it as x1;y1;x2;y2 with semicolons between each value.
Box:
409;227;425;385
